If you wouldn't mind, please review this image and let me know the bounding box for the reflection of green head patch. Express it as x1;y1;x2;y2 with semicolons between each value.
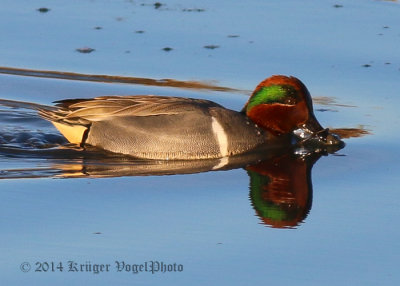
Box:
246;85;298;113
248;169;287;221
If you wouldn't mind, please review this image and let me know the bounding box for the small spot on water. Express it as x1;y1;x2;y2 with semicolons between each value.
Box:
316;108;338;112
76;47;95;54
182;8;205;12
37;7;50;13
204;45;220;50
333;153;346;157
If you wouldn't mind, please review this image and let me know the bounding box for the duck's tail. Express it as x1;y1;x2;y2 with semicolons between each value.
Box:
0;98;88;145
0;98;56;113
0;98;74;123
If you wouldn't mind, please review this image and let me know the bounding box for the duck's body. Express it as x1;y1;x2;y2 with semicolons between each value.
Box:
42;96;276;159
33;75;342;159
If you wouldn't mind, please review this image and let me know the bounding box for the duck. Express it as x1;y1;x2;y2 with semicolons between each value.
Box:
35;75;342;160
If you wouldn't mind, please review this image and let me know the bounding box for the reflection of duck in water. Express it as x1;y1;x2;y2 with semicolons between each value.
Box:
0;145;326;228
24;75;342;160
247;152;320;229
52;149;322;229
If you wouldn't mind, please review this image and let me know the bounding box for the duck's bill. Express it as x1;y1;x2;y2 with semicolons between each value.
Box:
292;116;345;153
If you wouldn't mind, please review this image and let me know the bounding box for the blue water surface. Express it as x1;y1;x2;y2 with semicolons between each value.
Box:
0;0;400;285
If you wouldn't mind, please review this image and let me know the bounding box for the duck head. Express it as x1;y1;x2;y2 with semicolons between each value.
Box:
242;75;344;149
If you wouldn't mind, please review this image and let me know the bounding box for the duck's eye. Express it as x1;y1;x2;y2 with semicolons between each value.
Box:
281;88;298;105
283;96;296;105
285;98;293;105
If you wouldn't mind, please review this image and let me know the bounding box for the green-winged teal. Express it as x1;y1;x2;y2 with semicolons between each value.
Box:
38;75;342;159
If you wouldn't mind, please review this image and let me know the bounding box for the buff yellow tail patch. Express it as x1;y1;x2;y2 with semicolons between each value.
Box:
52;121;87;144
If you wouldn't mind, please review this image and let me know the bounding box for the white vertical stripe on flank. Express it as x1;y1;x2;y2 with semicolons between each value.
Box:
212;157;229;170
211;117;229;157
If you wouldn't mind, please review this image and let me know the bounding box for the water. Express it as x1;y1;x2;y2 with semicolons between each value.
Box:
1;0;400;285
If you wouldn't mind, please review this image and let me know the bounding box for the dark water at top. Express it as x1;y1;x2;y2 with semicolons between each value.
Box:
1;0;400;285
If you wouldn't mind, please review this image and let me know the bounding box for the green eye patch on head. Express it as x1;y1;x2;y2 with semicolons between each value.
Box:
246;85;299;112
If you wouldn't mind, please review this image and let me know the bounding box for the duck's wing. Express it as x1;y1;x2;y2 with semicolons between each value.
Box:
37;95;224;145
39;95;223;125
